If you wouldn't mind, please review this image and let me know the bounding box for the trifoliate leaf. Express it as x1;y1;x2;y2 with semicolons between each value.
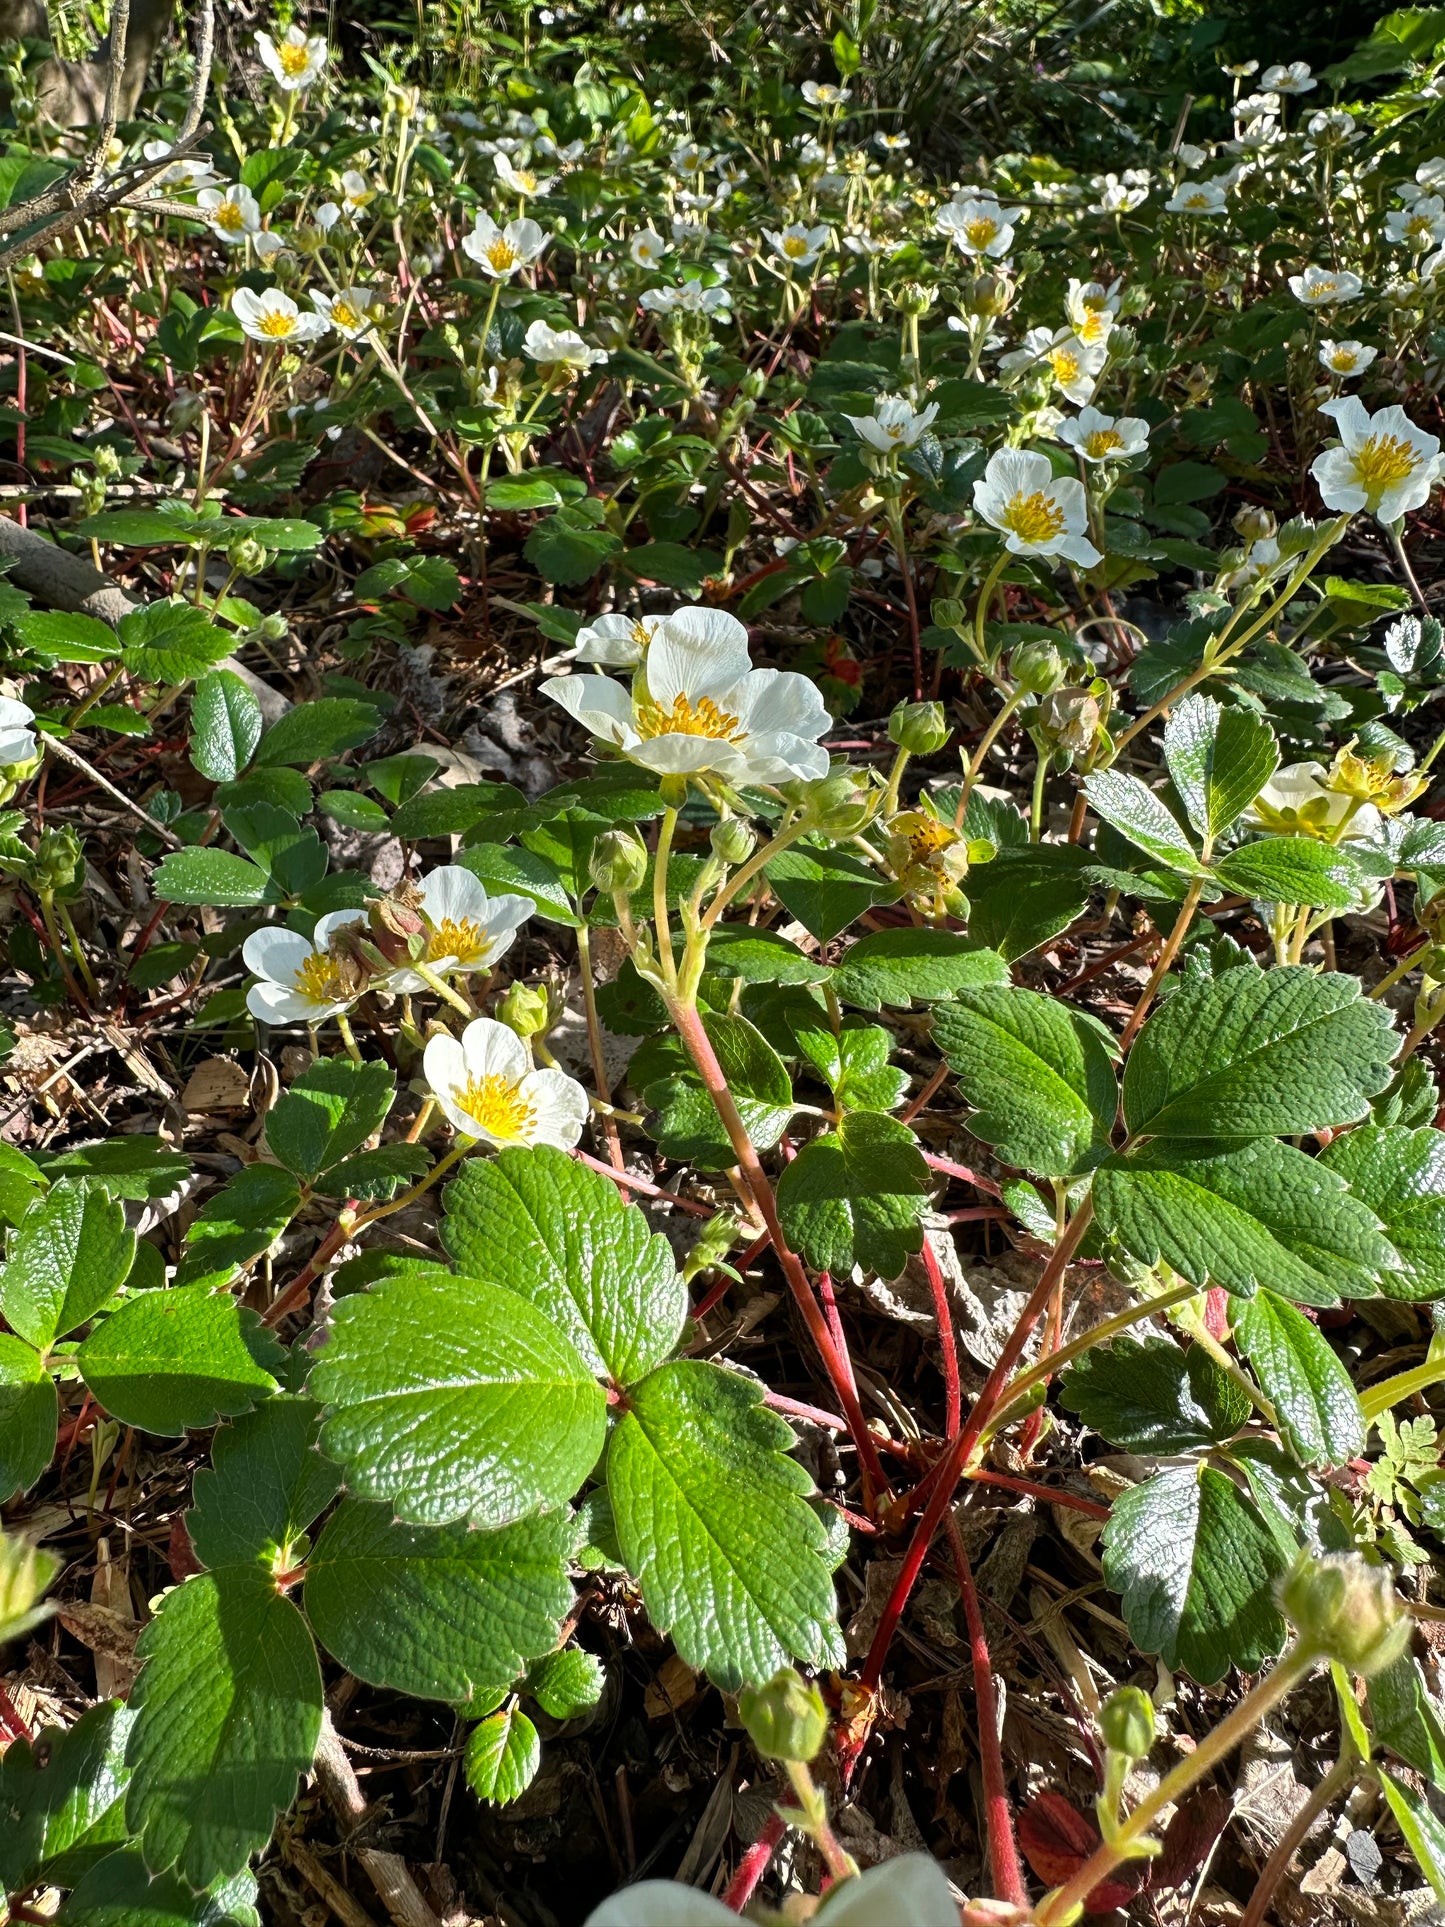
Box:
1102;1465;1288;1683
1233;1289;1365;1467
1061;1335;1250;1453
189;1397;341;1572
776;1112;929;1280
175;1164;302;1291
525;1648;604;1719
58;1851;260;1926
305;1499;572;1705
76;1288;283;1436
829;930;1008;1011
264;1058;395;1182
931;987;1117;1177
223;802;327;897
440;1146;686;1387
1319;1125;1445;1301
607;1359;838;1689
0;1699;132;1892
118;602;236;686
0;1178;132;1350
645;1013;793;1170
764;843;888;942
0;1333;56;1501
190;672;263;785
464;1707;541;1805
1212;837;1365;910
1122;963;1398;1142
1162;694;1278;842
1084;769;1204;874
829;1023;910;1113
1092;1138;1397;1305
310;1268;607;1528
125;1566;322;1890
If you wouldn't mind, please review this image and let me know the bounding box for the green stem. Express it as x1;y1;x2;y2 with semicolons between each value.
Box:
999;1280;1200;1411
700;813;808;934
954;682;1026;826
335;1012;364;1066
1362;1353;1445;1421
972;549;1010;667
56;900;98;999
351;1141;469;1231
66;663;123;729
575;923;623;1170
653;805;679;993
410;960;475;1017
1030;738;1049;842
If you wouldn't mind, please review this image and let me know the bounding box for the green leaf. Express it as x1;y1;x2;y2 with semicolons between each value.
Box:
62;1852;259;1926
0;1700;132;1893
966;848;1093;961
223;803;327;897
305;1499;572;1705
440;1146;686;1387
125;1566;322;1891
0;1178;133;1349
318;1143;432;1199
151;848;272;909
354;553;460;611
265;1058;395;1182
13;609;118;663
0;1333;57;1501
1061;1334;1250;1453
318;788;390;831
253;698;381;768
176;1164;303;1291
117;603;236;685
776;1112;929;1280
1319;1125;1445;1302
1153;460;1226;506
1381;1770;1445;1903
487;475;562;510
826;1023;909;1114
37;1137;190;1201
1213;837;1365;910
525;1648;604;1718
830;930;1009;1011
764;843;888;942
0;1142;45;1226
1123;962;1398;1142
76;1288;282;1436
645;1013;793;1169
78;505;210;547
1084;769;1203;874
1162;694;1278;842
189;1398;342;1571
388;781;529;840
705;924;831;986
1092;1138;1397;1305
310;1268;607;1528
607;1359;839;1689
1370;1656;1445;1779
931;987;1117;1177
621;540;722;595
463;1707;541;1804
456;842;582;926
190;673;263;784
1233;1289;1365;1466
1102;1465;1288;1683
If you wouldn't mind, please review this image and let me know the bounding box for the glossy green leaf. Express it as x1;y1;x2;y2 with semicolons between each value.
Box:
1162;694;1278;842
1061;1334;1250;1453
189;1397;341;1571
830;929;1008;1011
764;843;888;942
0;1699;132;1893
76;1288;283;1436
645;1013;793;1170
1233;1289;1365;1466
525;1648;604;1719
151;848;272;909
0;1177;133;1349
776;1112;930;1280
264;1057;395;1182
0;1333;56;1501
1319;1125;1445;1301
175;1164;302;1291
60;1853;259;1926
36;1137;190;1202
253;697;381;768
1381;1770;1445;1903
1213;836;1365;910
463;1707;541;1804
190;673;263;784
1084;769;1204;874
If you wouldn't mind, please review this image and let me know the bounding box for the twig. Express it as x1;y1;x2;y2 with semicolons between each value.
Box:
41;733;183;849
312;1713;445;1927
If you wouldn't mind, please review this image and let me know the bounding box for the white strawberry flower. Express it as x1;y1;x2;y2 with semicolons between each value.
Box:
801;80;851;105
1318;339;1377;380
765;223;831;268
1065;278;1121;346
1057;406;1150;464
574;612;669;667
494;152;555;197
243;912;370;1024
523;319;608;370
1262;59;1315;93
1310;395;1444;525
1386;197;1445;249
542;606;832;786
0;694;36;765
874;131;910;152
936;196;1019;257
310;286;378;340
973;448;1102;567
1000;326;1106;405
1165;178;1229;214
629;227;670;268
462;212;549;278
843;393;940;453
389;867;532;988
232;286;330;345
255;25;328;91
197;183;261;245
640;281;730;316
141;138;218;190
1289;265;1363;307
423;1017;588;1150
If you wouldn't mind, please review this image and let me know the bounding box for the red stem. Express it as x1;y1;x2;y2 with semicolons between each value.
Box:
817;1271;860;1406
967;1468;1110;1518
948;1514;1028;1908
0;1682;34;1741
572;1148;712;1218
724;1811;788;1912
921;1150;1003;1199
921;1235;961;1439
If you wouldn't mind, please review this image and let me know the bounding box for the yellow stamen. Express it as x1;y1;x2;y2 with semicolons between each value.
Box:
895;812;954;863
1306;279;1337;299
257;310;296;338
428;917;493;967
631;619;654;649
486;239;520;270
513;170;538;192
455;1072;534;1141
331;301;361;331
964;217;999;249
783;235;810;258
1351;433;1421;497
1076;310;1110;343
1082;428;1125;458
278;42;312;77
1000;489;1067;545
635;692;743;741
1049;349;1082;384
295;954;344;1003
214;201;246;232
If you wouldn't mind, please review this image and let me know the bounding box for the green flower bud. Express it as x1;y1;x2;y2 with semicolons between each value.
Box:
893;280;936;317
258;613;290;642
1099;1686;1155;1760
961;272;1013;319
1232;504;1278;543
227;536;270;577
0;750;41;806
1278;1551;1410;1676
682;1207;745;1284
739;368;767;401
803;772;874;835
1011;638;1067;696
738;1666;829;1763
168;389;205;433
710;816;755;866
888;700;950;755
931;595;966;631
589;827;649;895
497;980;550;1038
34;826;83;895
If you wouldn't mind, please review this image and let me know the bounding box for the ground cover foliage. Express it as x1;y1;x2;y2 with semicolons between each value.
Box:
8;0;1445;1921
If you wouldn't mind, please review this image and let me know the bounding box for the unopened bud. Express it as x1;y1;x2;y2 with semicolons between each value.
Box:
1011;638;1067;695
589;827;648;894
34;827;82;894
931;595;965;631
710;817;755;866
497;980;549;1037
227;536;269;577
888;699;950;755
803;772;873;835
1233;504;1277;543
259;613;290;642
1278;1551;1409;1676
0;750;41;805
893;280;936;316
962;272;1013;318
1099;1686;1155;1759
738;1666;829;1763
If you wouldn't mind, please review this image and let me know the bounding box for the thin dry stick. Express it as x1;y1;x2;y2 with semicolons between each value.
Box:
1238;1755;1355;1927
312;1713;444;1927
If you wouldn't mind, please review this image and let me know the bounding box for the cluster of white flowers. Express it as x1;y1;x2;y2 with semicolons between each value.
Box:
231;286;381;347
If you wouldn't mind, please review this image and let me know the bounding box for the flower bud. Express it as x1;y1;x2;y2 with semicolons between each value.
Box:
739;368;767;401
497;980;550;1038
710;816;755;866
227;536;270;577
1099;1686;1155;1760
1233;504;1278;543
1037;685;1102;757
682;1207;745;1284
258;613;290;643
33;827;83;895
802;771;874;835
738;1666;829;1763
1011;638;1067;696
1278;1551;1410;1676
893;280;936;316
931;595;966;631
589;827;648;894
888;700;950;755
961;272;1013;319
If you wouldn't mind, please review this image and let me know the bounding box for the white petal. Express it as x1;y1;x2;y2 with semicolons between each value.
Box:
738;732;832;784
458;1017;529;1083
543;673;636;746
629;734;742;776
729;666;830;741
312;910;368;951
247;980;330;1023
646;626;749;709
417;865;492;926
243;926;312;984
423;1033;466;1106
517;1068;590;1148
659;607;750;662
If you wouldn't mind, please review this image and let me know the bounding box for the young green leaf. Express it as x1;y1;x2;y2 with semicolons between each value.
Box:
1122;963;1398;1142
829;929;1008;1011
118;602;236;685
1212;837;1365;910
125;1567;322;1891
304;1499;573;1705
1061;1335;1250;1453
1370;1656;1445;1781
828;1023;910;1114
175;1164;303;1291
525;1648;604;1719
1319;1125;1445;1301
464;1706;541;1805
966;849;1093;962
1233;1289;1366;1466
441;1146;686;1387
931;987;1117;1177
310;1268;607;1528
1162;694;1278;842
776;1112;929;1279
151;848;273;909
264;1058;395;1183
0;1178;133;1349
1102;1465;1289;1683
188;1398;342;1572
190;672;263;784
1083;769;1204;874
0;1699;132;1894
223;803;328;897
76;1288;283;1435
607;1359;839;1689
0;1333;57;1501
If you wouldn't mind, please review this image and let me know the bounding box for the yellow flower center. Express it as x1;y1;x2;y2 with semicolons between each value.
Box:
214;201;246;232
455;1072;534;1141
964;217;1000;248
1351;433;1421;497
1049;348;1081;384
1407;214;1434;238
486;238;520;270
1184;192;1211;208
428;917;493;967
331;301;361;331
631;619;654;649
513;169;538;192
295;954;344;1003
1083;428;1125;458
635;692;743;741
278;41;313;77
1000;489;1067;544
783;235;810;258
257;309;296;338
895;812;954;864
1329;350;1356;370
1306;279;1336;299
1076;309;1109;343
